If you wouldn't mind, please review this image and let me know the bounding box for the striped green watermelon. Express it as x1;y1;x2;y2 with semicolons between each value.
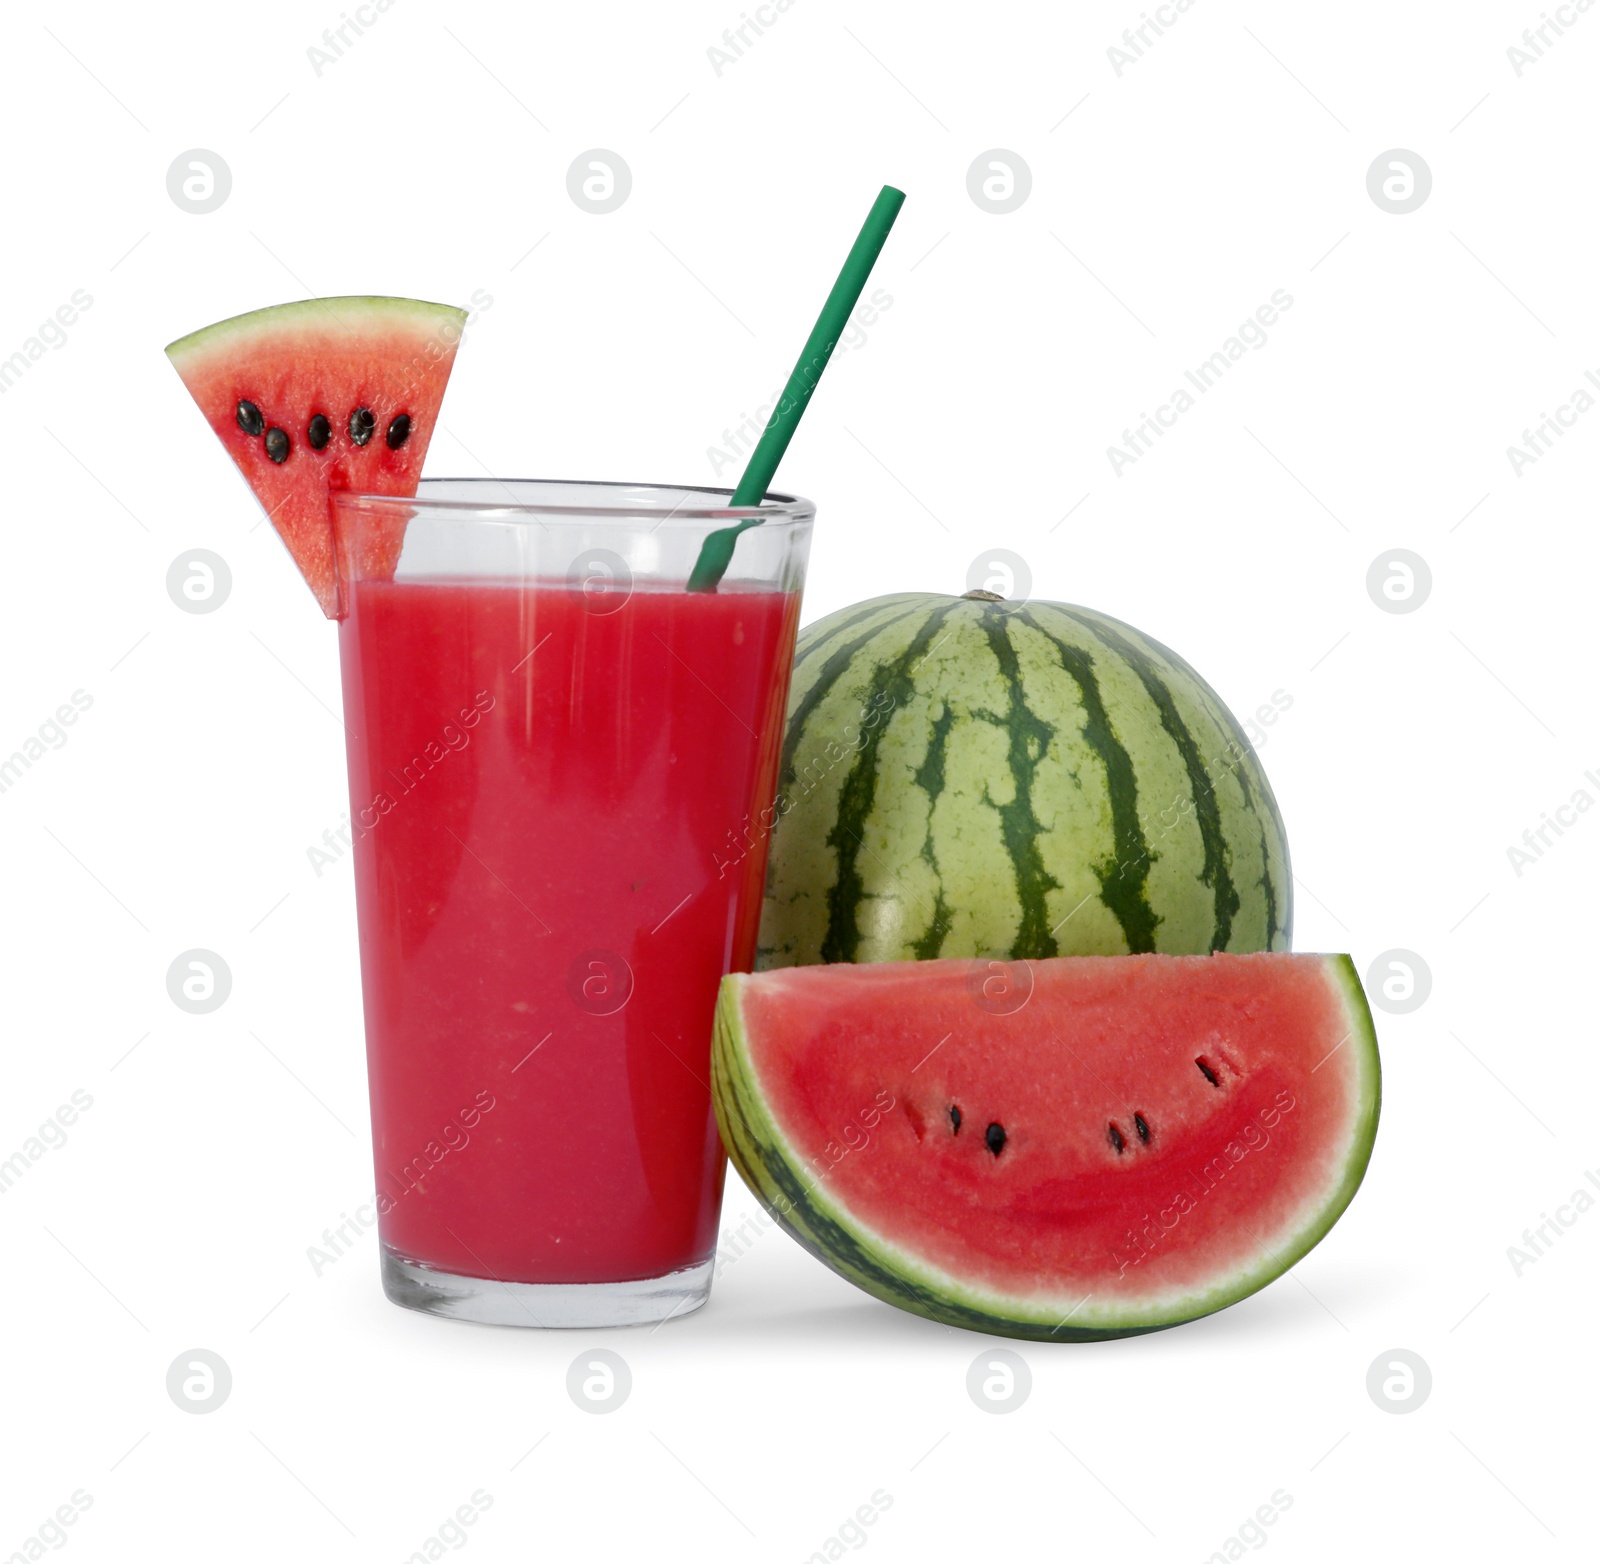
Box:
756;591;1290;968
713;952;1380;1340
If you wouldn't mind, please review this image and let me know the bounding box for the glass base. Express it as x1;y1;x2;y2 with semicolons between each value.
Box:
380;1245;713;1328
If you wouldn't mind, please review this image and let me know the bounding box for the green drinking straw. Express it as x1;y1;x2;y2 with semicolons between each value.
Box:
686;183;907;592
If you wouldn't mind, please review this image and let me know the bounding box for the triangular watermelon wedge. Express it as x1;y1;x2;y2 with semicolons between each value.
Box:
713;953;1380;1340
165;296;467;616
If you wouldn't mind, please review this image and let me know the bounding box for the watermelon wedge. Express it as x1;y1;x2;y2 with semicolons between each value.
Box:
712;953;1380;1340
165;296;467;616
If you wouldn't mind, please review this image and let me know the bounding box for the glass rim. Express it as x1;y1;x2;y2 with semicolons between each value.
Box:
331;477;815;527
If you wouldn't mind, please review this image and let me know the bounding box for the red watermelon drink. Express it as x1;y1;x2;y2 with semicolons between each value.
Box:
331;480;812;1326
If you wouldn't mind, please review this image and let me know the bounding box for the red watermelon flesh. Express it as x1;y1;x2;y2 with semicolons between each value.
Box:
712;954;1380;1339
165;296;467;616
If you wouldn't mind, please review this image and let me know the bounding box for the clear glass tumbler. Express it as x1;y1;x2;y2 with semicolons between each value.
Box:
329;480;813;1326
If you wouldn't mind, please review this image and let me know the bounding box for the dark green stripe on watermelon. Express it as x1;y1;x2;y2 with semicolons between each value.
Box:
790;593;923;677
820;600;968;963
1059;609;1240;951
778;598;927;799
969;610;1065;960
1122;620;1291;950
1016;607;1158;955
908;700;958;960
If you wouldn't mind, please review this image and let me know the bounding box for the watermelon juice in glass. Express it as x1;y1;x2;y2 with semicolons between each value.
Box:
329;480;812;1326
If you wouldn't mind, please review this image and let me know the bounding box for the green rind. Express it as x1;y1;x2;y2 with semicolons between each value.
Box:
164;295;468;367
758;594;1293;969
711;959;1381;1341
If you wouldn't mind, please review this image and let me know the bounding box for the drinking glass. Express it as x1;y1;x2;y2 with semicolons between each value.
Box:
330;479;812;1326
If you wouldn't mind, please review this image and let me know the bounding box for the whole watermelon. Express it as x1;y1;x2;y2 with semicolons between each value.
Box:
756;591;1291;967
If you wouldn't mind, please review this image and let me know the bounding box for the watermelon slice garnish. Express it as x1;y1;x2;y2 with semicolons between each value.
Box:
713;953;1380;1340
165;296;467;616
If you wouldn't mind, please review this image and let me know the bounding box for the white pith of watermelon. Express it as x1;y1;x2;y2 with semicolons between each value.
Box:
165;296;466;616
712;953;1380;1340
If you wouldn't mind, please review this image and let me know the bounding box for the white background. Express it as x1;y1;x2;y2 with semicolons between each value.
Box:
1;1;1594;1558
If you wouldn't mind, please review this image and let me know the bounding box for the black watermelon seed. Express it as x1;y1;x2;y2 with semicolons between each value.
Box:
985;1122;1006;1156
1134;1112;1151;1144
386;414;412;450
1108;1122;1126;1154
1196;1057;1221;1088
236;399;264;436
307;414;332;451
263;427;290;464
348;407;376;446
949;1105;962;1134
